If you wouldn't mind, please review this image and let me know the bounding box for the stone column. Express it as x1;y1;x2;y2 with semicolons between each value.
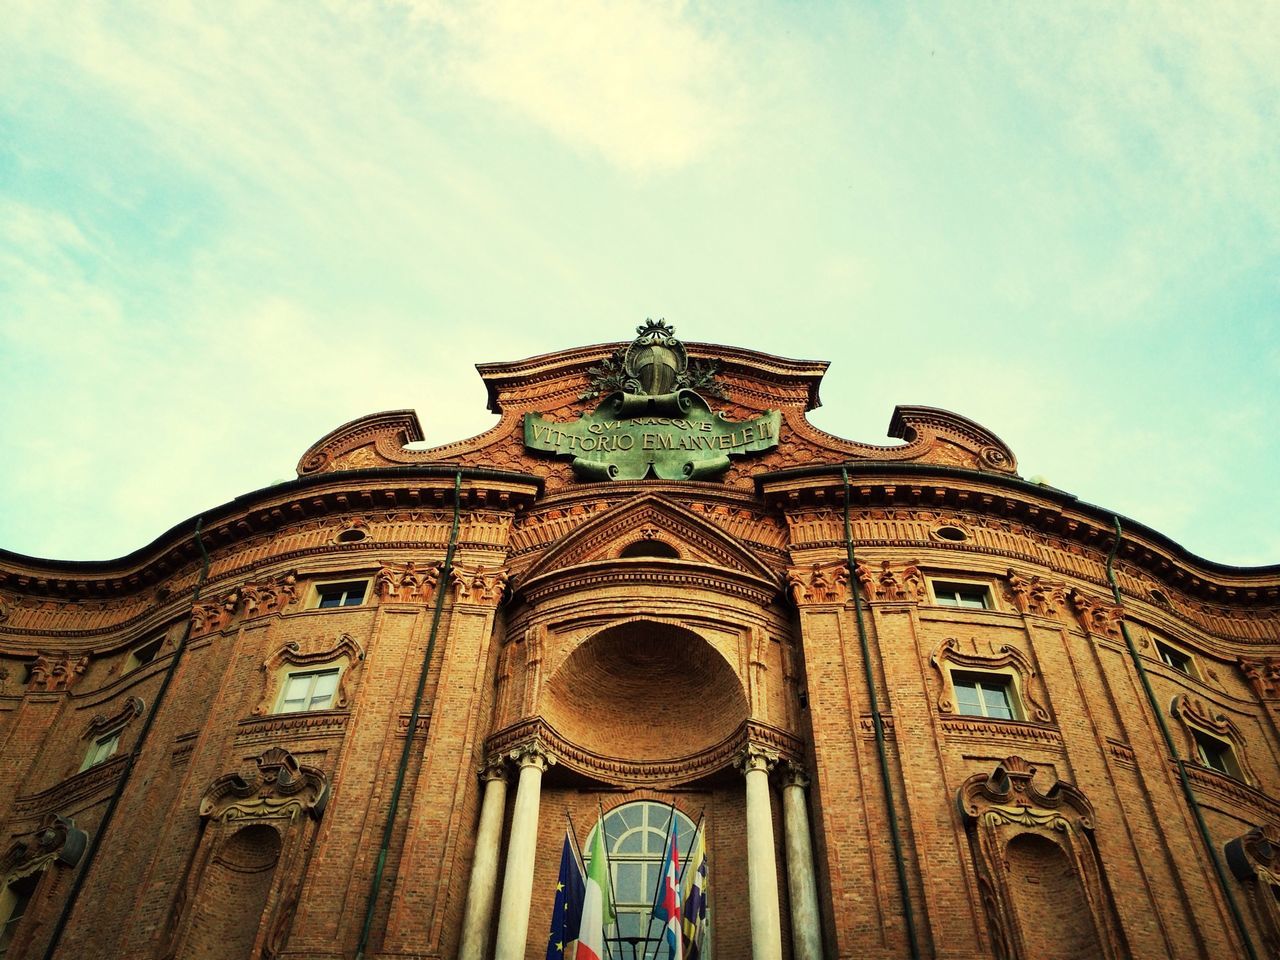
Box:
493;742;552;960
738;743;784;960
782;766;823;960
458;759;510;960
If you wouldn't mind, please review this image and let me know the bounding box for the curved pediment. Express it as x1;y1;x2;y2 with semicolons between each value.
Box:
517;494;780;592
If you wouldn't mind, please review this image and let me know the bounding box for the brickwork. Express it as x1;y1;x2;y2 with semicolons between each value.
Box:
1;338;1279;959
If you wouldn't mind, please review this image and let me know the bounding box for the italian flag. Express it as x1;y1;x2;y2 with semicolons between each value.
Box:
575;820;615;960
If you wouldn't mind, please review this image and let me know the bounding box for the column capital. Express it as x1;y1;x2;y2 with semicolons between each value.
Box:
480;756;510;783
735;742;781;776
779;762;811;789
507;739;554;772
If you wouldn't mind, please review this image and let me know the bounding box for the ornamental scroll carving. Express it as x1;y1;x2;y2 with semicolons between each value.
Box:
27;653;88;692
957;756;1127;960
1005;569;1065;617
1225;823;1280;958
83;696;144;739
1240;657;1280;700
450;564;509;605
930;637;1052;724
164;749;326;960
254;634;364;717
199;748;328;822
374;560;442;602
0;814;87;883
190;570;299;638
1067;589;1124;638
1171;693;1258;783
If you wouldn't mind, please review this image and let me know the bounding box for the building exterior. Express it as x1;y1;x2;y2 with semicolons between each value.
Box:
1;321;1279;960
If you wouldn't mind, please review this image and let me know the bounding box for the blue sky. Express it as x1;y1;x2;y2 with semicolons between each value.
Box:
1;1;1277;565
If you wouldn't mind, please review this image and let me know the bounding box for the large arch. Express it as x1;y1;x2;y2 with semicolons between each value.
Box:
542;620;749;763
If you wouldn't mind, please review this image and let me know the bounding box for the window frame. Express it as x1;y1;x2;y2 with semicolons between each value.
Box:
585;801;706;958
0;874;40;957
949;669;1022;721
929;578;994;611
123;634;166;674
273;666;343;714
80;729;122;772
1193;730;1244;780
310;579;370;610
1153;638;1198;678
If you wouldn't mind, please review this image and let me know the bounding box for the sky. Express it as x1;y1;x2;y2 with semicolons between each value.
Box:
1;1;1277;567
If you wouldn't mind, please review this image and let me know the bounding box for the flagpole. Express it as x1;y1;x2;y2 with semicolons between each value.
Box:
566;810;588;874
598;801;620;960
640;802;677;960
676;811;704;888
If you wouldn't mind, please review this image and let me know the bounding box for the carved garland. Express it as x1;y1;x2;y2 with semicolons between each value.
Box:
1170;693;1258;784
957;756;1127;960
1239;656;1280;701
930;637;1052;724
190;569;300;638
786;560;850;605
374;560;442;603
26;653;89;693
1068;589;1125;638
1005;568;1066;617
254;635;364;717
450;564;510;605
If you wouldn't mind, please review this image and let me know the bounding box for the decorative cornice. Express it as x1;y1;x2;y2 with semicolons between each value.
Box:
518;562;779;608
236;711;350;743
486;717;802;786
939;716;1064;746
12;755;128;819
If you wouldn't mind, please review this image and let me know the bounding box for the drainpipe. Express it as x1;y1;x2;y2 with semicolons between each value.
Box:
1106;516;1258;960
42;518;212;960
842;467;922;960
355;470;464;960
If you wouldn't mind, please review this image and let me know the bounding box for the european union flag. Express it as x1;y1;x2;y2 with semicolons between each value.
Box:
546;826;586;960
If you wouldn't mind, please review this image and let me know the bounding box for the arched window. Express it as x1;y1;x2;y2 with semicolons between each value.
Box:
586;801;706;958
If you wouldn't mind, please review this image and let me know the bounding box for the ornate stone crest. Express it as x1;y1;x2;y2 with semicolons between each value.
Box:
526;320;779;481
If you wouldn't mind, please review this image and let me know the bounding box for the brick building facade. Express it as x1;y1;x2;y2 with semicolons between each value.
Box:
2;322;1280;960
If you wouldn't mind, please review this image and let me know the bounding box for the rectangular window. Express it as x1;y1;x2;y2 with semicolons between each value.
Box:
1194;731;1243;779
0;876;38;957
124;635;165;674
313;580;368;609
1155;640;1195;676
80;731;122;771
932;581;991;609
952;672;1018;720
276;668;340;713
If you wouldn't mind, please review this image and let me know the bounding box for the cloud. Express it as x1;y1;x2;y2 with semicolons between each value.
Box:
406;0;740;173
